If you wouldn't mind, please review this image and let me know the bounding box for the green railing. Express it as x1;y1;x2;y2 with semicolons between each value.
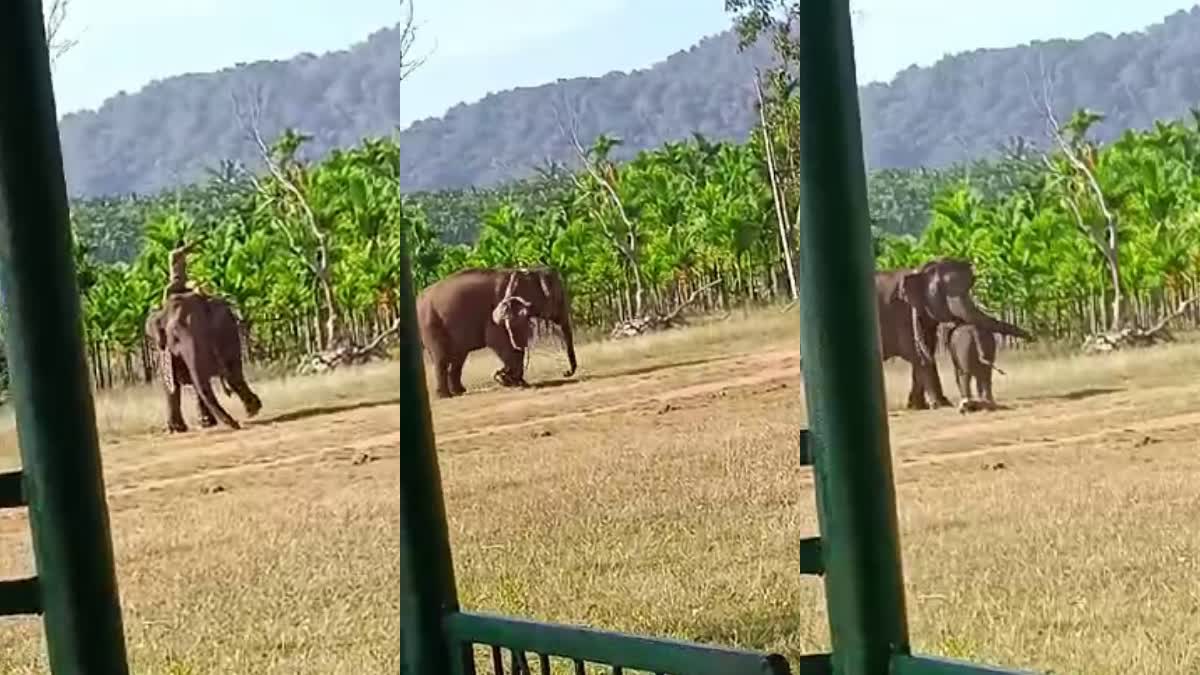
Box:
0;1;131;674
0;0;1044;673
447;612;800;674
402;2;1039;675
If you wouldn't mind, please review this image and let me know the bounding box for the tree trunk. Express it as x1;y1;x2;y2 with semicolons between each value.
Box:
754;71;799;301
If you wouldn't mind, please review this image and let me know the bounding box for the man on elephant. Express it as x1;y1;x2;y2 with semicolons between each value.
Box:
162;235;206;304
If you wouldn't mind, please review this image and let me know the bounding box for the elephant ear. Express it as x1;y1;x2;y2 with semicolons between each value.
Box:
898;272;930;317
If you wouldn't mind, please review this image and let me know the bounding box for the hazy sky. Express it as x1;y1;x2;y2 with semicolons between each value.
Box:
48;0;1200;127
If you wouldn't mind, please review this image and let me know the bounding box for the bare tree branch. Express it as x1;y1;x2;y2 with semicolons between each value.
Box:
230;85;341;347
399;0;433;82
753;67;798;300
1023;59;1123;330
44;0;79;67
550;96;646;317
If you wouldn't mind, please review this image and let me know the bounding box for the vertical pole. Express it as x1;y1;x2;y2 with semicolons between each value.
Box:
0;2;131;673
793;2;910;675
399;233;463;675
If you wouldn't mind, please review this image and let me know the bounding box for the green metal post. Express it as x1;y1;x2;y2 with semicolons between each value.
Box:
0;1;131;673
792;2;910;675
399;232;464;675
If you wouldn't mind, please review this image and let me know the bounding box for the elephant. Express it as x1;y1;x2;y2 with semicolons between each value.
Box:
145;291;263;432
416;265;578;398
941;321;1007;413
875;257;1031;410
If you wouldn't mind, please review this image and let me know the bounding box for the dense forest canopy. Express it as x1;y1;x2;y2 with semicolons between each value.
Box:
54;7;1200;198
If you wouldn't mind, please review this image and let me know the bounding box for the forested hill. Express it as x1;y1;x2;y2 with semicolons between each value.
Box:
56;25;403;199
400;6;1200;191
59;6;1200;198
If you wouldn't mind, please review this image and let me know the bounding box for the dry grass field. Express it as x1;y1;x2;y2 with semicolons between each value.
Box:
3;307;1200;674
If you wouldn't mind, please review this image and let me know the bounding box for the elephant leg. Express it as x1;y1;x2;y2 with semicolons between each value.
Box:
493;368;512;386
490;343;528;388
918;322;951;407
448;354;468;396
906;365;929;410
429;353;453;399
229;376;263;418
505;351;528;388
221;361;262;417
166;384;187;433
195;375;239;430
956;367;972;404
196;388;218;428
178;344;240;430
979;367;996;408
924;355;951;407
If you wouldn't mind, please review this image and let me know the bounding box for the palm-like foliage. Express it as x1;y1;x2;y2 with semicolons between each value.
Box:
43;106;1200;393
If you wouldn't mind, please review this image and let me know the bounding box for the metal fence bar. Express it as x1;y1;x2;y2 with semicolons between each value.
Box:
447;611;795;675
400;232;468;675
890;655;1038;675
0;576;42;617
0;469;25;508
792;2;910;675
0;2;131;673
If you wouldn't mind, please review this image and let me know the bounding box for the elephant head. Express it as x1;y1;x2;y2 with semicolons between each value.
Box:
899;258;1031;363
499;266;578;377
492;273;534;351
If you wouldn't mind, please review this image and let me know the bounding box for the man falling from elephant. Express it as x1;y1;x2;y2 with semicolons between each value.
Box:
162;235;205;304
158;235;205;395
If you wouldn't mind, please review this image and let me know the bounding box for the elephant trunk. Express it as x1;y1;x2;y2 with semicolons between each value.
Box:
559;313;578;377
911;307;934;365
555;277;578;377
947;295;1031;340
536;268;578;377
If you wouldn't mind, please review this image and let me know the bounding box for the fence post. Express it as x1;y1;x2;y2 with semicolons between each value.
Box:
399;234;464;675
0;1;131;672
793;2;911;675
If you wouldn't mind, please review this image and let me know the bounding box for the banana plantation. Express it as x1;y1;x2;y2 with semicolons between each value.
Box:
24;101;1200;392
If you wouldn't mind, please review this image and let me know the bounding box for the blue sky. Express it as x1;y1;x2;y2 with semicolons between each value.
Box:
48;0;1200;127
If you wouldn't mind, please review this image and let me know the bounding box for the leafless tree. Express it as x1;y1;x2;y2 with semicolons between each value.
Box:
753;68;798;300
230;85;340;350
551;95;647;318
1023;58;1122;331
44;0;78;67
399;0;431;83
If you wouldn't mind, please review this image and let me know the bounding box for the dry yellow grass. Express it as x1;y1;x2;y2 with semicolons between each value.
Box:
2;307;1200;674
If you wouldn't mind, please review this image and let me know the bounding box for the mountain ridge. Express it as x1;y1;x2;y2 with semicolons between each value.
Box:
55;6;1200;198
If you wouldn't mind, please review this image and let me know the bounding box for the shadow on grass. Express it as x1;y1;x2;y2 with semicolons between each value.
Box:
1050;386;1123;402
586;355;732;382
251;396;401;425
530;378;582;390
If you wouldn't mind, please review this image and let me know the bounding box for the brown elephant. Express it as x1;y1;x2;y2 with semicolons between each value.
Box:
875;257;1030;410
145;291;263;432
941;322;1007;412
416;265;578;398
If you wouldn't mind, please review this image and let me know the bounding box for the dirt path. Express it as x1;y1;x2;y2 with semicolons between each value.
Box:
1;344;1193;519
